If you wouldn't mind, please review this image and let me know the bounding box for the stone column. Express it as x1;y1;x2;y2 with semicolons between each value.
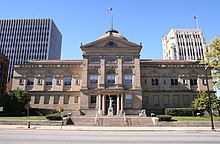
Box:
117;94;120;115
96;95;99;109
102;95;106;115
59;96;64;105
120;94;124;115
133;58;141;89
39;96;44;105
99;57;105;88
117;56;123;86
98;95;102;115
81;59;88;89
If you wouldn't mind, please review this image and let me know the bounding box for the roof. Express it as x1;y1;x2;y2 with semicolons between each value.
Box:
140;59;201;64
97;29;127;40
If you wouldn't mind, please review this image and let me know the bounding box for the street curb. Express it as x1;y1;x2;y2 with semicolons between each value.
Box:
0;125;219;132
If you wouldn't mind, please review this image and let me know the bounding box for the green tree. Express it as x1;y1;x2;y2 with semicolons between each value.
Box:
191;91;220;114
12;88;30;113
0;88;30;116
206;38;220;86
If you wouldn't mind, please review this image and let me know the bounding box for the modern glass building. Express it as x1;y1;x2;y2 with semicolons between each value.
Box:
0;19;62;81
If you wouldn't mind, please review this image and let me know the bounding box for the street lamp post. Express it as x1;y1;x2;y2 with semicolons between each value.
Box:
205;65;215;130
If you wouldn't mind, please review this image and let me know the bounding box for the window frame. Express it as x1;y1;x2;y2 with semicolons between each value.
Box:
90;75;98;84
45;76;53;86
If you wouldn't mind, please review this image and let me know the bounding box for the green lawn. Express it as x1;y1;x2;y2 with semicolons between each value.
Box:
0;116;47;120
173;116;220;121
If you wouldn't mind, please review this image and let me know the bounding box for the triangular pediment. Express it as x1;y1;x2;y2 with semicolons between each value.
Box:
81;30;141;50
82;36;140;48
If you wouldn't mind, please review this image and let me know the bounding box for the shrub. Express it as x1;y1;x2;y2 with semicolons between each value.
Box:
46;113;62;120
165;108;193;116
157;115;172;121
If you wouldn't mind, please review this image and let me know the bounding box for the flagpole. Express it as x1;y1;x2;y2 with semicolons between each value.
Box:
194;16;199;29
111;13;113;30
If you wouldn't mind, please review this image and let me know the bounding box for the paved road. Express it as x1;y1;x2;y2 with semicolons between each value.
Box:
0;130;220;144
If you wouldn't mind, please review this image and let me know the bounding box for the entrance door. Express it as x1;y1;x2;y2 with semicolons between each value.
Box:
105;95;117;115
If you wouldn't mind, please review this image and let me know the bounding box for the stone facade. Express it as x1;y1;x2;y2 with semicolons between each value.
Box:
11;30;214;115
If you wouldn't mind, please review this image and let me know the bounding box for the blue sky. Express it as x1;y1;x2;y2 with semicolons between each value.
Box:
1;0;220;59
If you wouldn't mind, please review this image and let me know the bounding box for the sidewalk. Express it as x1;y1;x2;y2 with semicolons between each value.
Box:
0;125;219;131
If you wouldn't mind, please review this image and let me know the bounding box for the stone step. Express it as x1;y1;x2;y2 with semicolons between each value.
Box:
70;116;154;126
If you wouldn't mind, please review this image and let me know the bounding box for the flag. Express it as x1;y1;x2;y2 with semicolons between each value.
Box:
107;8;113;12
194;16;197;20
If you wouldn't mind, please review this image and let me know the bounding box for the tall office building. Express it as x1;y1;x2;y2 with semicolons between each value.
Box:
162;29;207;60
0;53;9;95
0;19;62;81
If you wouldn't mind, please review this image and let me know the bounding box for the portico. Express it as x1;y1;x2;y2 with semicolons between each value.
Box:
97;94;124;115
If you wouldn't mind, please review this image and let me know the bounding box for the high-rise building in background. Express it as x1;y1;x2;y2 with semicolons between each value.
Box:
0;53;9;95
0;19;62;81
162;29;207;60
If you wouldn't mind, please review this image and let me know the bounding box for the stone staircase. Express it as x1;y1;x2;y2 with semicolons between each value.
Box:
70;116;154;126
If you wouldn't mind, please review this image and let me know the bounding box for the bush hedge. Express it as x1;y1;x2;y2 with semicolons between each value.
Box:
156;115;172;121
46;113;62;120
165;108;193;116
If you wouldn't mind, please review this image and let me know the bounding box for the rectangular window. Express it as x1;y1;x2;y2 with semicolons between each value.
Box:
45;76;53;85
75;96;79;103
34;96;40;104
107;75;115;84
171;78;178;85
90;75;98;84
153;95;159;105
190;78;197;86
123;57;133;63
44;96;50;104
54;96;60;104
125;94;133;104
27;77;34;85
64;96;70;104
183;95;189;106
151;78;159;85
163;95;169;105
124;75;132;85
90;95;97;103
106;56;116;63
173;95;179;105
64;76;72;85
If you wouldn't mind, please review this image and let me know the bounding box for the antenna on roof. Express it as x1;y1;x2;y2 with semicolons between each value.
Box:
107;8;114;30
194;16;199;29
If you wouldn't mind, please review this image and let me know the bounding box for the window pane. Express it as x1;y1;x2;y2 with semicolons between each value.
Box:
90;75;98;84
54;96;60;104
45;77;53;85
44;96;50;104
125;94;133;104
107;75;115;84
64;76;72;85
124;75;132;85
64;96;70;104
90;95;96;103
27;77;34;85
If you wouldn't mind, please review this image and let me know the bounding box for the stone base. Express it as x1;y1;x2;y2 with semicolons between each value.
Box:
107;107;113;116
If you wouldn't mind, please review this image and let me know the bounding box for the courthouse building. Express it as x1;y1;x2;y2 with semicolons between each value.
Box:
12;30;214;115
